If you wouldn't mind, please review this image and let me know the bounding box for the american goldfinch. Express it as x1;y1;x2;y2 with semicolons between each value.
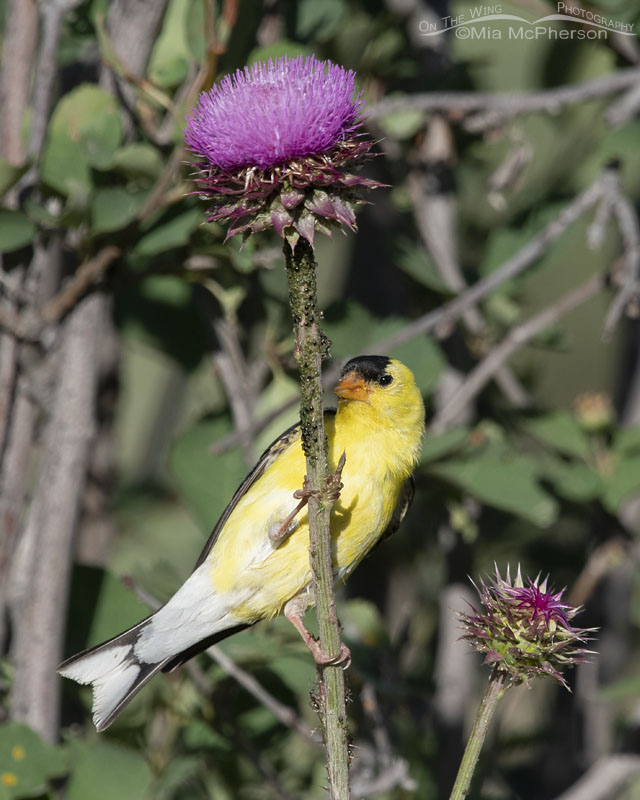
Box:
58;355;425;731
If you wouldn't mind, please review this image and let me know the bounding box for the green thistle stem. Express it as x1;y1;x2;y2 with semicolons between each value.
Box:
449;670;508;800
283;238;350;799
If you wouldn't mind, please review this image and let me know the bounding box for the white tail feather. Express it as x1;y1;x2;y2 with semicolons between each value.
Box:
58;644;142;731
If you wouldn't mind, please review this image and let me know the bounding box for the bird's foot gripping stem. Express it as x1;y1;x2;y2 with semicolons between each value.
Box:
284;595;351;668
268;452;347;547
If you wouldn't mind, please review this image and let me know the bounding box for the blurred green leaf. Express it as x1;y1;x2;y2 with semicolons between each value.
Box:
388;334;445;396
421;428;469;464
522;411;592;460
147;755;202;800
67;740;152;800
614;424;640;456
0;210;36;252
324;302;445;394
254;371;299;456
0;723;65;799
378;106;425;140
42;84;122;194
267;655;315;696
296;0;346;40
112;144;163;181
0;159;27;196
394;239;449;293
182;722;231;752
86;570;150;648
134;208;202;256
91;187;149;234
340;598;387;647
430;444;558;526
602;454;640;512
147;0;193;88
598;674;640;701
540;453;602;502
169;415;248;532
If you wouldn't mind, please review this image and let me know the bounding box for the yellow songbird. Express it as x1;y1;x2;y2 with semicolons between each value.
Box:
58;355;425;730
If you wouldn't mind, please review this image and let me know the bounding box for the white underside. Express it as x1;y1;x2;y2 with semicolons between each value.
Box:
134;563;240;662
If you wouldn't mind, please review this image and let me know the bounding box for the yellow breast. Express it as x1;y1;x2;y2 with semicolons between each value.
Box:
209;399;422;622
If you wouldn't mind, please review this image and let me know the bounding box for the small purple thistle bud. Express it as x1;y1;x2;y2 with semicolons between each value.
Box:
460;565;595;690
183;55;383;246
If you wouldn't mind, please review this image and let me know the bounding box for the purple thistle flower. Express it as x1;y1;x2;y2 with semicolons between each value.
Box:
460;565;595;690
184;55;383;245
185;56;365;170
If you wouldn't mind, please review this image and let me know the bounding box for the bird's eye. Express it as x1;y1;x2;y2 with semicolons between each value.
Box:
379;374;393;387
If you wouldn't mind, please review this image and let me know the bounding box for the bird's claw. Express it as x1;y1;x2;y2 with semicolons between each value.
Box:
313;641;351;669
323;451;346;503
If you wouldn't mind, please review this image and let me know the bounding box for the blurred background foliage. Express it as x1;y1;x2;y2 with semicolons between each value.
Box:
2;0;640;798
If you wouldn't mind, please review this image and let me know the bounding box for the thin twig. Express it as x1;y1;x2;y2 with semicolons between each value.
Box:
210;170;613;456
39;246;121;325
371;68;640;132
600;178;640;337
205;644;319;745
211;317;258;465
553;754;640;800
604;82;640;126
350;683;416;797
377;171;610;353
128;580;318;745
187;656;300;800
431;274;604;434
407;149;528;407
567;539;627;608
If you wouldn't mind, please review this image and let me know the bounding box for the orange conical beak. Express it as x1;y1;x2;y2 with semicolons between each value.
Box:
334;371;370;403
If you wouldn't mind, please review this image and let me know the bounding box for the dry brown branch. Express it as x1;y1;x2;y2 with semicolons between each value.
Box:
407;123;528;408
371;68;640;132
9;293;105;741
604;83;640;126
0;0;38;166
137;1;218;221
0;383;37;654
0;247;120;342
99;0;170;138
39;246;121;325
28;1;83;160
195;288;258;464
210;317;258;465
431;274;604;433
567;540;627;608
600;177;640;337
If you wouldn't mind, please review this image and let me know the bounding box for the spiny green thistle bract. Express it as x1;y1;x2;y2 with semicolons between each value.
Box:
184;55;382;246
460;565;595;690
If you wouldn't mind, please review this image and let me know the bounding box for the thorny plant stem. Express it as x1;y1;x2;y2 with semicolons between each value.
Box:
449;670;507;800
283;238;350;799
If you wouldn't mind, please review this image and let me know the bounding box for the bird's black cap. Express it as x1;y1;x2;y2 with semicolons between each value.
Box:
341;355;391;382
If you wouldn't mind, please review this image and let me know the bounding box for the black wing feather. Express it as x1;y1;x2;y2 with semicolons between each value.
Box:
163;410;337;672
378;475;415;546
